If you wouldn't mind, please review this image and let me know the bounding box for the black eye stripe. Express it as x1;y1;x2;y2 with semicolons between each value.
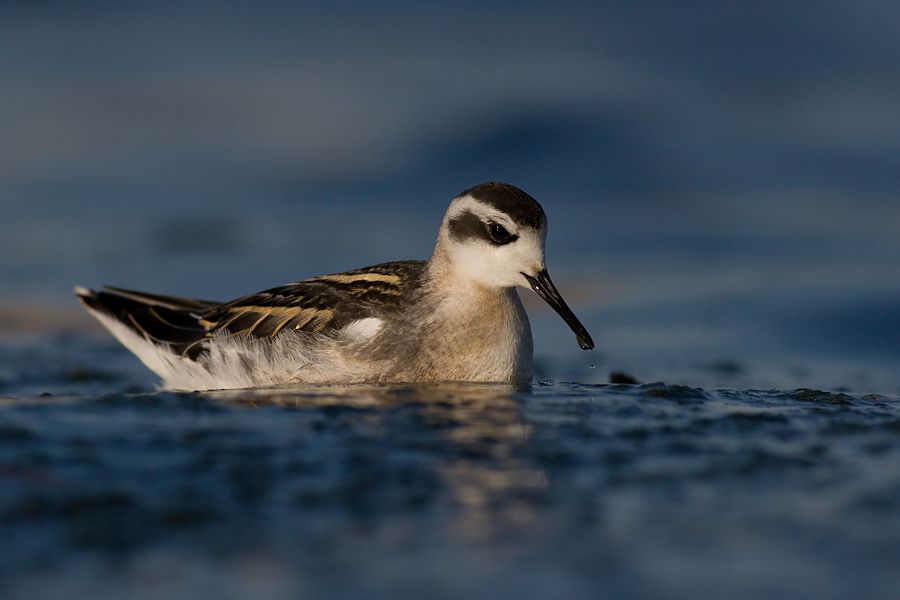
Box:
447;210;486;242
447;211;519;246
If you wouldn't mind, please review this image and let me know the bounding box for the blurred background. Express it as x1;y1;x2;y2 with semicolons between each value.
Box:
1;0;899;393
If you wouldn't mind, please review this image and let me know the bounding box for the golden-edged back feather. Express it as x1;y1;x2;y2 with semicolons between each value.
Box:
197;261;424;338
79;261;427;361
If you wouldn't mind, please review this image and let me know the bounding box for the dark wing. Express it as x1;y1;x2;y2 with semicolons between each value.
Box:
76;286;218;360
198;260;426;338
78;261;426;361
101;286;221;311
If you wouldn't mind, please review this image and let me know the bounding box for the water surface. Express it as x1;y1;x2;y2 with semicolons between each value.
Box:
1;381;899;599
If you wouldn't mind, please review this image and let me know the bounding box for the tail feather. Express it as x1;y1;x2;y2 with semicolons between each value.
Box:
75;286;216;360
100;286;220;311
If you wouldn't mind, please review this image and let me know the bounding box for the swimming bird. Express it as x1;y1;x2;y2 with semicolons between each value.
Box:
76;182;594;390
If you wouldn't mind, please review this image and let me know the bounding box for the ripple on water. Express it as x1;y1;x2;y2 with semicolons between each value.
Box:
1;382;899;599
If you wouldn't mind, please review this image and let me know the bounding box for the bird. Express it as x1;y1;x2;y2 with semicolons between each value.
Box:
76;182;594;390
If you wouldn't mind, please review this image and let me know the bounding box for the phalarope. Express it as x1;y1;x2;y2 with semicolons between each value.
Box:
76;182;594;390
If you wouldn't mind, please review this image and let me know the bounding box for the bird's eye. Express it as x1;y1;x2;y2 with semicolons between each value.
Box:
488;222;514;244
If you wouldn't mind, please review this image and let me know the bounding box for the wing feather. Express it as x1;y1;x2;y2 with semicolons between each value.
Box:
78;260;426;361
197;260;425;339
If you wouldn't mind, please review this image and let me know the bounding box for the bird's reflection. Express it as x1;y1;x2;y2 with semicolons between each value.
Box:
205;382;548;541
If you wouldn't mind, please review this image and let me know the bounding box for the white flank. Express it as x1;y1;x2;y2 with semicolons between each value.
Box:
341;317;384;341
84;307;215;390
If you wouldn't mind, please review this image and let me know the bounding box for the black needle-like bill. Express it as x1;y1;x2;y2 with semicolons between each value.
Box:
522;270;594;350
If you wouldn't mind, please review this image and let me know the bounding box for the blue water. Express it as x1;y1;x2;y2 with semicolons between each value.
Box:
2;2;900;597
2;383;900;599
